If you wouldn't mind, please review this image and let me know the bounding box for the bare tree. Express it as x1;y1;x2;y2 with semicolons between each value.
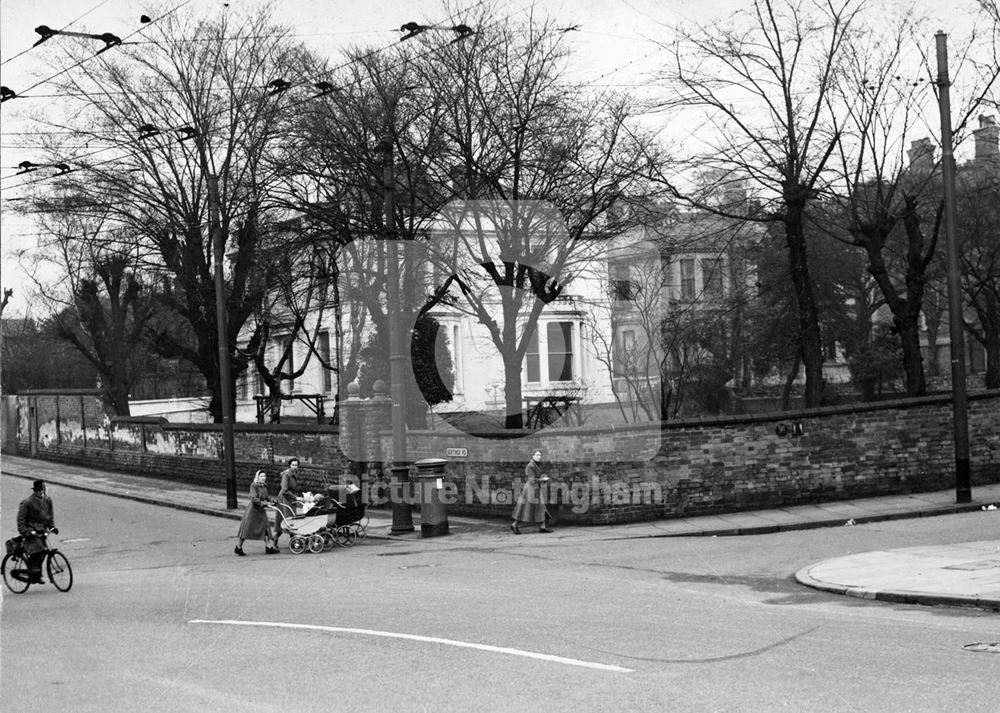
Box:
655;0;867;407
958;151;1000;387
274;44;444;424
13;195;158;412
418;15;667;428
279;13;666;429
244;243;335;421
56;255;154;415
23;7;312;421
823;8;999;397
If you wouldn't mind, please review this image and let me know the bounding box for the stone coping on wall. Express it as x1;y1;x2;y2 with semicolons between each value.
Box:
105;419;341;434
109;415;169;426
22;388;1000;435
408;389;1000;439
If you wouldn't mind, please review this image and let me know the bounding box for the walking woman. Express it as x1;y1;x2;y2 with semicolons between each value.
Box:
273;457;302;550
511;450;552;534
235;470;278;555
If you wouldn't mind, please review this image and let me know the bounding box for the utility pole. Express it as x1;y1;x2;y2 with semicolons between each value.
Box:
209;174;238;509
935;32;972;504
382;134;414;533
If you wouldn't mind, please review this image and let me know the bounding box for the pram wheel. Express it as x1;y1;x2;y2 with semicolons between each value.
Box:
308;535;325;554
351;522;366;539
289;536;307;555
335;526;357;547
321;530;336;551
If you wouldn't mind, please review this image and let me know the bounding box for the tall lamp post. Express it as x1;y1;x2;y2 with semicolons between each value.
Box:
382;134;414;533
208;174;238;509
935;32;972;504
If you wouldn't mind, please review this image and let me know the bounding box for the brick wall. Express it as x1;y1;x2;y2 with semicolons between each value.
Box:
388;391;1000;524
12;392;351;494
8;390;1000;525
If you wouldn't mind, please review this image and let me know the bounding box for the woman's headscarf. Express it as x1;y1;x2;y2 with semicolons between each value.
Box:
253;470;267;486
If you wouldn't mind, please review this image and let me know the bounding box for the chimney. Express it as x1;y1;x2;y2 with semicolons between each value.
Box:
907;138;935;173
973;114;999;165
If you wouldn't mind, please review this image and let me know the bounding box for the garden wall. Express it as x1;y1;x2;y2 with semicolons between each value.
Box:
10;390;353;494
6;389;1000;525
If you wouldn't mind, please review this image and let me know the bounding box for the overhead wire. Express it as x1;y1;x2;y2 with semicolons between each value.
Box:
2;0;195;101
1;0;540;190
0;0;114;67
4;0;673;195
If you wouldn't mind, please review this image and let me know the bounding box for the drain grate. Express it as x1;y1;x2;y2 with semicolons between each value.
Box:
962;642;1000;653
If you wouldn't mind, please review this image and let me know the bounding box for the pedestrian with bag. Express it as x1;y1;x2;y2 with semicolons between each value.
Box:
235;470;278;556
511;450;552;534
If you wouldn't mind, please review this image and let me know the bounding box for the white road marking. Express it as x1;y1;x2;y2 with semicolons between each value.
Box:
188;619;633;673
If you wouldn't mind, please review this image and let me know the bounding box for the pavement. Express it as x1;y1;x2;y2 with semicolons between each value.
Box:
3;453;1000;611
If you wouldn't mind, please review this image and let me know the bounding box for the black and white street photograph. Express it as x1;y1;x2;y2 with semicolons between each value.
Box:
1;1;998;711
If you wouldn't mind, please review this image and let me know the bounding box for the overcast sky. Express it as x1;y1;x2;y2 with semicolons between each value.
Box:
0;0;989;316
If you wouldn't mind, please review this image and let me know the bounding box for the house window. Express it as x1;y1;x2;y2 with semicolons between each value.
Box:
680;258;696;299
701;258;724;299
547;322;574;382
525;321;576;383
451;324;463;392
318;331;332;393
610;263;637;302
237;370;249;401
615;329;636;369
526;326;541;383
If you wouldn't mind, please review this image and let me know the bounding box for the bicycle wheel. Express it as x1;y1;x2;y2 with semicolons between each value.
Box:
47;550;73;592
288;536;307;555
2;553;31;594
307;535;325;554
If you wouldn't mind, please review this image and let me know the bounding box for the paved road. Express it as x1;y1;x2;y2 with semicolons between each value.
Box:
2;478;998;712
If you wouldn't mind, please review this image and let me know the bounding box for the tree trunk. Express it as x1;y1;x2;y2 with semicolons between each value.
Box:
503;354;524;430
784;206;824;407
895;312;927;396
102;380;132;417
781;349;801;411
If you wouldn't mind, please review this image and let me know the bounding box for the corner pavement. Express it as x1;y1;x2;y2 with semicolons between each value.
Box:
796;540;1000;610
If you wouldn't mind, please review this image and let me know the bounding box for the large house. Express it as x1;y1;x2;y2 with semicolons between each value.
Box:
233;200;755;426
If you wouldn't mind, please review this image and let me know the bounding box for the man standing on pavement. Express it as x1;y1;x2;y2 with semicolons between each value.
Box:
273;458;302;549
17;480;57;583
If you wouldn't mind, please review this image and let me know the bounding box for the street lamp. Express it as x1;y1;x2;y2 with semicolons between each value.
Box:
136;123;238;508
935;31;971;504
382;133;414;533
208;173;239;510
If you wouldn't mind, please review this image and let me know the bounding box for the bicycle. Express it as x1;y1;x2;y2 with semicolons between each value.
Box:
2;529;73;593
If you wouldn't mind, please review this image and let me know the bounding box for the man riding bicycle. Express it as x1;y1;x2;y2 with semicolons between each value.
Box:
17;480;57;584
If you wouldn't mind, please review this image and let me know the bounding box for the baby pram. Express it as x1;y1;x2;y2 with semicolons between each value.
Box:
311;484;368;545
266;500;333;554
266;485;367;554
